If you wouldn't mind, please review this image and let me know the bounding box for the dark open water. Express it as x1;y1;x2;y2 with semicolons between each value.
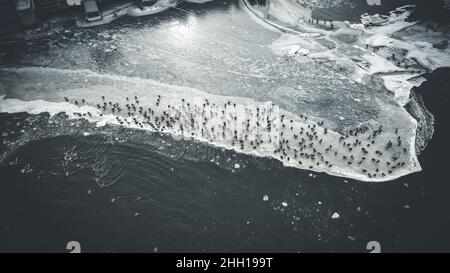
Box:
0;0;449;252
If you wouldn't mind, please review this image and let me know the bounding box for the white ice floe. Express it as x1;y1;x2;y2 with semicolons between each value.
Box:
96;120;107;127
331;212;340;219
0;67;423;182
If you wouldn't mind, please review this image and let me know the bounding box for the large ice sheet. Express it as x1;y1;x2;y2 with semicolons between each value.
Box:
0;67;421;182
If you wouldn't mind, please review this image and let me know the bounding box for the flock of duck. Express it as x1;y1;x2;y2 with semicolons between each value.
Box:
64;94;410;180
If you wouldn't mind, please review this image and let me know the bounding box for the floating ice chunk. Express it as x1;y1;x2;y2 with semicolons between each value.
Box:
263;195;269;201
20;164;32;174
331;212;340;219
96;120;107;127
282;202;288;207
234;163;240;169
